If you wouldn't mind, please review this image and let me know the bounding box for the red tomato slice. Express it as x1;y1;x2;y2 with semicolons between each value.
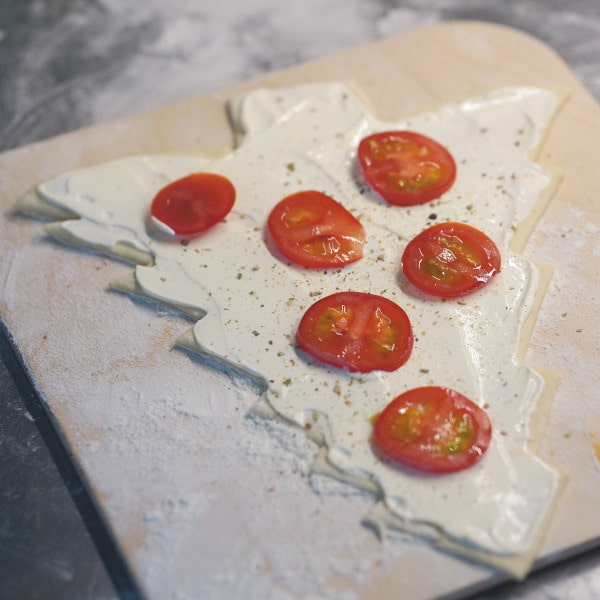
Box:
401;222;501;298
372;386;492;473
150;172;235;237
357;131;456;206
267;190;366;268
296;291;413;373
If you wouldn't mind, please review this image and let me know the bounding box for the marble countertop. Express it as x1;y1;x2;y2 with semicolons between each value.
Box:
1;1;600;599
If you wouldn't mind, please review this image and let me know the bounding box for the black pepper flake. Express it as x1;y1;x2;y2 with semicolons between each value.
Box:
428;213;438;220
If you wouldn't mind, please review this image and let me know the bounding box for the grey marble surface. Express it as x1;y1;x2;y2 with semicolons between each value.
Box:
1;1;600;599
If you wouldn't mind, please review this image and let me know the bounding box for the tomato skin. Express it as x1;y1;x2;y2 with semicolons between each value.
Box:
357;131;457;206
267;190;366;268
401;222;501;298
296;291;413;373
372;386;492;473
150;172;236;237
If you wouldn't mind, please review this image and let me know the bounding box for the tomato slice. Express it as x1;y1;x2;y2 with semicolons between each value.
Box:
401;222;501;298
150;172;236;237
372;386;492;473
357;131;456;206
267;190;366;268
296;291;413;373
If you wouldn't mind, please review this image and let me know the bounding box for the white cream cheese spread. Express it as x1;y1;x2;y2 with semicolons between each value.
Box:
35;83;561;568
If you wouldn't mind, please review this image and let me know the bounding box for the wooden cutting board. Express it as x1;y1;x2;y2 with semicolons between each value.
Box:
1;21;599;600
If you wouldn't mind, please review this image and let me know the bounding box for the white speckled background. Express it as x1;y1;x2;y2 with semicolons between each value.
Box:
1;2;600;600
